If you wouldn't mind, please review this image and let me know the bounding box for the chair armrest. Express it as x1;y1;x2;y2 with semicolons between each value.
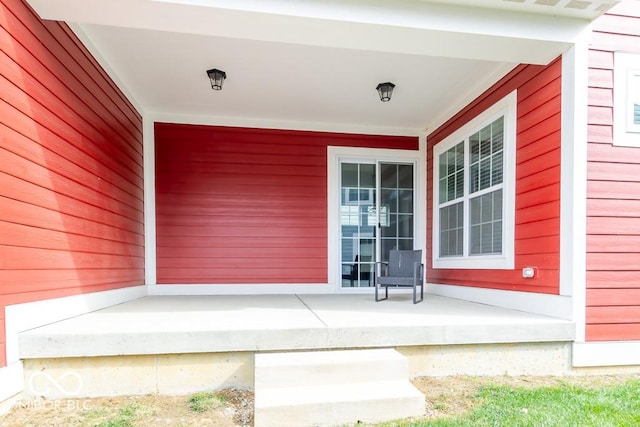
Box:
375;261;389;276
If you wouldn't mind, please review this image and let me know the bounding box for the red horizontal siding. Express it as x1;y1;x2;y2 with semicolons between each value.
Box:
586;324;640;341
427;58;562;294
0;0;144;367
587;271;640;289
588;217;640;235
587;199;640;217
155;123;417;284
0;4;142;153
588;124;613;144
585;3;640;342
587;306;640;324
588;50;614;69
587;235;640;252
0;270;143;293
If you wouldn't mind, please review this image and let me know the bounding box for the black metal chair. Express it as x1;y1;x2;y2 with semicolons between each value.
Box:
375;250;424;304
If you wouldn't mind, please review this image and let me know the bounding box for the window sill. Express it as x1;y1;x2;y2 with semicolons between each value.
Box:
433;256;514;270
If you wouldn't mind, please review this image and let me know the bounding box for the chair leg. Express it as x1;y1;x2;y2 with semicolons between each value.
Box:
375;283;387;302
413;283;424;304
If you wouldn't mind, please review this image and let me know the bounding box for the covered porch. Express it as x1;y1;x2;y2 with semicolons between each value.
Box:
19;294;574;358
17;294;575;399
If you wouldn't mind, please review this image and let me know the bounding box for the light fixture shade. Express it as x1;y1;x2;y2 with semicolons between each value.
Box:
376;82;395;102
207;68;227;90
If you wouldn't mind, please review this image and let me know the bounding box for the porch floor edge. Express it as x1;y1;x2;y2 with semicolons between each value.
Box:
18;294;575;359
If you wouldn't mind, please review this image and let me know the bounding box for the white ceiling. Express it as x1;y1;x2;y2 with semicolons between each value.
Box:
27;0;619;135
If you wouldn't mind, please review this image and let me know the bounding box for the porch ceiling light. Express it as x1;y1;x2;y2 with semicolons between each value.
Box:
376;82;395;102
206;68;227;91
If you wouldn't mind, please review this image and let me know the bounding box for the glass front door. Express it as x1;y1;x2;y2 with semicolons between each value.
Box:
340;161;415;288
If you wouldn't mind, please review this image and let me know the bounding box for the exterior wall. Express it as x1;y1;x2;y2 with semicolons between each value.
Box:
154;123;418;284
0;0;144;367
427;58;562;294
586;2;640;341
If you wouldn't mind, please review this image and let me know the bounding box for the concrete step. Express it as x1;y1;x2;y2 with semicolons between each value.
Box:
255;380;424;427
254;349;424;427
254;348;409;389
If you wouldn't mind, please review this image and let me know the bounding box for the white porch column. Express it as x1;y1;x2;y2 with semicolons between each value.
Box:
560;29;590;342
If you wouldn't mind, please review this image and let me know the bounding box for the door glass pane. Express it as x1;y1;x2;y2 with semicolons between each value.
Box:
398;190;413;213
341;162;376;288
342;163;358;187
381;239;396;263
379;162;414;261
398;214;413;238
398;165;413;188
360;164;375;188
381;189;397;213
398;239;413;250
381;213;397;237
380;163;396;188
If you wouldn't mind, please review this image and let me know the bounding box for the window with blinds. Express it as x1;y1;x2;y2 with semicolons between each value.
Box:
614;53;640;147
631;72;640;128
433;91;516;269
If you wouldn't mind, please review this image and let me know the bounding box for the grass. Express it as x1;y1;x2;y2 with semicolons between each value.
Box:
375;378;640;427
92;403;144;427
188;391;227;413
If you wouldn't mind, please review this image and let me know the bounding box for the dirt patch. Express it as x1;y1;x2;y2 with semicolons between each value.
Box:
1;376;636;426
0;388;253;427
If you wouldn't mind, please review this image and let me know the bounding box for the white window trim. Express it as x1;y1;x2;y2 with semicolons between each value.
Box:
432;90;516;269
613;52;640;147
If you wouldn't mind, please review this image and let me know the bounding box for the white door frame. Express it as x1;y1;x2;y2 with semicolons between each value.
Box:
327;145;426;293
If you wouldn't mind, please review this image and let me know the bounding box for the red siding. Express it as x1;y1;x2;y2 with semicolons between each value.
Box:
0;0;144;366
586;3;640;341
426;58;562;294
155;123;417;284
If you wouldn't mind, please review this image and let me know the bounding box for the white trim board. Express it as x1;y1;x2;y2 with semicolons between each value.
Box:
143;113;157;285
0;361;23;410
148;112;420;138
4;286;147;364
560;35;589;342
147;284;335;295
426;283;573;320
147;284;424;296
573;342;640;367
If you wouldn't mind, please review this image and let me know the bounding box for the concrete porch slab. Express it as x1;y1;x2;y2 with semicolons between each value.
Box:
18;294;574;359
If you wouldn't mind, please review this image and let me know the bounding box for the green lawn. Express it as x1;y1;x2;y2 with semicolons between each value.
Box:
378;378;640;427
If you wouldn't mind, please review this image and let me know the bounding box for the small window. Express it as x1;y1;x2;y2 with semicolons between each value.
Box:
614;52;640;147
433;91;516;269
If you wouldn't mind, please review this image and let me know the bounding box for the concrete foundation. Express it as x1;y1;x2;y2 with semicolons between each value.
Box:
20;342;577;400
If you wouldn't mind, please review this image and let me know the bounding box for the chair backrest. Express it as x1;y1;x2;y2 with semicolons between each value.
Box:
387;250;422;277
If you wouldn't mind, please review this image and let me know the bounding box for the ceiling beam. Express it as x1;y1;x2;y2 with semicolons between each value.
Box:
27;0;594;64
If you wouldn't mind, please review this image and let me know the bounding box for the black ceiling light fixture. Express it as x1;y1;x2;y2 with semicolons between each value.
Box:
206;68;227;91
376;82;395;102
